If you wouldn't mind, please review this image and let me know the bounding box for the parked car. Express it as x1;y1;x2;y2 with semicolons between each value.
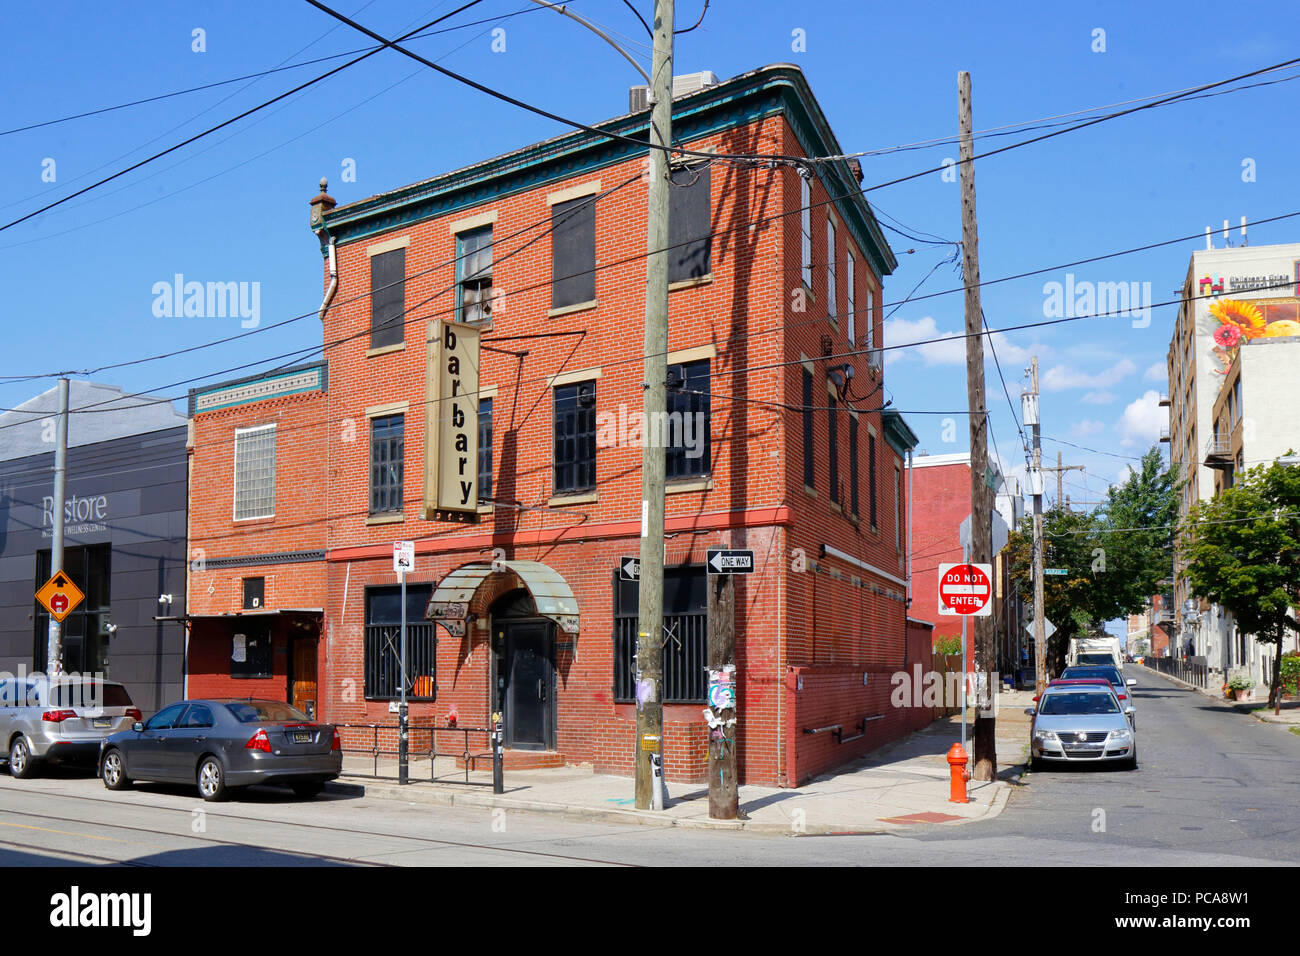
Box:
0;675;141;778
1060;664;1137;728
1026;682;1137;770
98;698;342;801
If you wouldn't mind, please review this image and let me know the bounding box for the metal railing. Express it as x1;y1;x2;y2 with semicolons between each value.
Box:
335;722;502;791
1144;655;1209;689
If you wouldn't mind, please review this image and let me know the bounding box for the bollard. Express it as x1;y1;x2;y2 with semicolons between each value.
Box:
946;742;970;804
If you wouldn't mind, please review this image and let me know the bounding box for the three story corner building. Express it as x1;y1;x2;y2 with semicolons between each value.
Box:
185;65;923;786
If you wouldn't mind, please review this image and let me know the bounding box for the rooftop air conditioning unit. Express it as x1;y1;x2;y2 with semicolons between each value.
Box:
629;71;719;113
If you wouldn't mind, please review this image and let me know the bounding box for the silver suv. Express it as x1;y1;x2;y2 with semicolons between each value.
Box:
0;675;141;778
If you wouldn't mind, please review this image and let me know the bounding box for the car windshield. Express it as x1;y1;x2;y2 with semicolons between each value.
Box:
1039;691;1120;715
224;701;310;723
1062;666;1123;685
1077;654;1114;665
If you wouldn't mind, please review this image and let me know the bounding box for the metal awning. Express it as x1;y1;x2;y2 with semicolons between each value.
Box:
428;561;579;634
154;608;324;623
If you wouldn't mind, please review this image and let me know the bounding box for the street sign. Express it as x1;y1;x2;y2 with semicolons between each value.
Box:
937;562;993;617
1023;618;1058;640
1044;568;1068;576
707;549;754;575
393;540;415;576
36;571;85;623
960;510;1009;556
619;556;640;581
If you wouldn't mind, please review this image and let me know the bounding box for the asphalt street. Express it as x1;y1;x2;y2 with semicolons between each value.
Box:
0;668;1295;866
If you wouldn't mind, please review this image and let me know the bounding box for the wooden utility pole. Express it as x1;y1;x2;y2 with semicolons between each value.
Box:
1043;451;1085;511
634;0;673;811
958;71;996;782
706;573;737;818
1030;357;1047;695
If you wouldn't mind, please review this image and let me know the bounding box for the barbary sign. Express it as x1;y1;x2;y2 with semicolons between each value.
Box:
424;320;481;521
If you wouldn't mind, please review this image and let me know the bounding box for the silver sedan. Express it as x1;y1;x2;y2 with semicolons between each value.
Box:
1026;684;1137;770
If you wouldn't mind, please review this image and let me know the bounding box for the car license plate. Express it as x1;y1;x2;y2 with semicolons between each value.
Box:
291;731;311;744
93;718;111;728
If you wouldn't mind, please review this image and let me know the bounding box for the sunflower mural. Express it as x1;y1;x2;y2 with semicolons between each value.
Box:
1208;297;1300;374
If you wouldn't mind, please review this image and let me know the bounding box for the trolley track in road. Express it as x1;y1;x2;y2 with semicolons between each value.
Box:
0;782;637;866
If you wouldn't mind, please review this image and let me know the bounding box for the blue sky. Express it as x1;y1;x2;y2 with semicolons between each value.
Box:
2;0;1295;521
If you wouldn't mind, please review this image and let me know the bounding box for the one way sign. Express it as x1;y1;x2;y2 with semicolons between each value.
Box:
707;549;754;575
619;556;640;581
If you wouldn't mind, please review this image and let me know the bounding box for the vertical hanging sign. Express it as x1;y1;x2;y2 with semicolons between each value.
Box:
424;319;481;522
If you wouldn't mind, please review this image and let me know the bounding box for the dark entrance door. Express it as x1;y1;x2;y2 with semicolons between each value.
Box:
500;620;553;750
288;638;318;719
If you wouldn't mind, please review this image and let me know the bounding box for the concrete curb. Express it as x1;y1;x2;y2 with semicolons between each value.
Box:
325;773;1015;835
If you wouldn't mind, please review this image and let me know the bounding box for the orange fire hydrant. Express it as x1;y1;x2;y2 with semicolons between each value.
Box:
946;743;970;804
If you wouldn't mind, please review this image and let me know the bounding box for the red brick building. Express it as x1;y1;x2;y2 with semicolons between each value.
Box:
184;64;927;786
905;452;1026;683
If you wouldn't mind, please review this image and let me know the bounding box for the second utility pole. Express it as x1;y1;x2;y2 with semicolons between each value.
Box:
958;71;997;782
1029;357;1047;695
635;0;674;811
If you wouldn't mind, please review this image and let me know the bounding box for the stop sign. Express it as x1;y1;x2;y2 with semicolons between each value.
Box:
938;563;994;617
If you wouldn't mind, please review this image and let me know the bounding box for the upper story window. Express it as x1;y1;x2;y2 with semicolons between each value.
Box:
234;424;276;520
478;397;493;503
849;415;860;517
669;163;711;283
369;414;404;515
799;173;812;288
866;286;876;354
868;431;878;529
551;196;596;309
456;226;493;324
801;367;814;490
826;218;837;324
369;248;406;349
846;252;857;344
828;394;840;505
554;381;597;494
666;359;711;480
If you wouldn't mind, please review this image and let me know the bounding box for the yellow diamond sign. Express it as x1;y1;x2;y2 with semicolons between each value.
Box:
36;571;85;623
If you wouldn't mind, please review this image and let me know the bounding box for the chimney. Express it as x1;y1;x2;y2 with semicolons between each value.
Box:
309;177;336;231
848;158;864;183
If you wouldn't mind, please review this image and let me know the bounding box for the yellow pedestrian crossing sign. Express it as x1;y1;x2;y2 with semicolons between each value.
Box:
36;571;85;623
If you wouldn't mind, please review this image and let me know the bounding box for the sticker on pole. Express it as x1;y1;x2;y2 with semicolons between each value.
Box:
937;563;993;617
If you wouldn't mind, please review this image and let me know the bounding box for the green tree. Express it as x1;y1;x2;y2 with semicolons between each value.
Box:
1181;458;1300;712
1006;447;1180;678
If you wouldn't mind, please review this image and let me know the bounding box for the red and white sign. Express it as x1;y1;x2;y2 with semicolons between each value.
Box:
938;563;993;617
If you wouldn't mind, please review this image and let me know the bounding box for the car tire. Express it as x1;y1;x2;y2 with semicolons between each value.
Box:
8;737;37;779
291;782;324;799
101;749;131;791
1123;752;1138;771
197;756;228;802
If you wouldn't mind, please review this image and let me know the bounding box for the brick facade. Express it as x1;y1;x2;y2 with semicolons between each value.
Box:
187;65;930;786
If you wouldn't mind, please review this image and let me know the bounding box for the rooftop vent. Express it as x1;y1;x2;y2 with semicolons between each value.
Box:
628;70;719;113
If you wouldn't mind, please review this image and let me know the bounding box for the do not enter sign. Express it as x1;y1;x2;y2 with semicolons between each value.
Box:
938;563;993;617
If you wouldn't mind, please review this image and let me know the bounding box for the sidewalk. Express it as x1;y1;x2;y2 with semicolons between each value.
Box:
326;691;1034;834
1136;662;1300;729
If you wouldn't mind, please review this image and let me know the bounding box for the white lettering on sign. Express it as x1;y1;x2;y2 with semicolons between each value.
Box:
425;320;481;517
42;494;108;526
937;563;994;617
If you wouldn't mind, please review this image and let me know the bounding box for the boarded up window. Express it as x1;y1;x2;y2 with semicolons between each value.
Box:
551;196;596;308
669;164;711;283
369;248;406;349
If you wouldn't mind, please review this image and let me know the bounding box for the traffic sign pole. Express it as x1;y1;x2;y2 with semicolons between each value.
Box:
46;378;69;676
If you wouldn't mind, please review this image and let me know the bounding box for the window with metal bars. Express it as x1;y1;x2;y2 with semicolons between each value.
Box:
553;380;596;494
233;424;276;520
369;414;404;514
612;566;707;703
363;585;435;700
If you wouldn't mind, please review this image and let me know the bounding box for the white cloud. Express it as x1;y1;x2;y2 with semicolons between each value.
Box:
883;316;965;365
884;316;1045;369
1081;390;1117;405
1116;390;1166;448
1042;358;1137;392
1070;419;1106;437
1143;362;1167;383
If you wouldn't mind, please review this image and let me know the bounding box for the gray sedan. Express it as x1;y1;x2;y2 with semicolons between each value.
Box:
1026;684;1137;770
98;698;342;801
